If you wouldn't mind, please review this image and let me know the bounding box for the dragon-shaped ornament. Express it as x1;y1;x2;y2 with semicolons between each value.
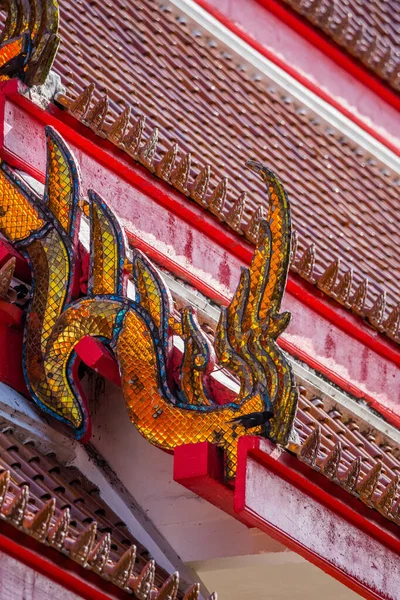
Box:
0;127;297;478
0;0;59;86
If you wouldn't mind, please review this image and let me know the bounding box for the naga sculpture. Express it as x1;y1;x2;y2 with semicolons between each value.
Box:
0;126;297;478
0;0;59;86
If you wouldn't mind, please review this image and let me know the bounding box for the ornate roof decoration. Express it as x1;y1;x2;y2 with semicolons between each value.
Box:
0;126;297;479
49;0;399;345
56;83;400;345
296;388;400;528
281;0;400;92
0;426;209;599
0;0;59;86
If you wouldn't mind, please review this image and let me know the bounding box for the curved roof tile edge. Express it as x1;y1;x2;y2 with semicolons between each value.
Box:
52;85;400;347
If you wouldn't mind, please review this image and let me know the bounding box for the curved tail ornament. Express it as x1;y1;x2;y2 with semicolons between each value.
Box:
0;0;59;86
0;128;297;478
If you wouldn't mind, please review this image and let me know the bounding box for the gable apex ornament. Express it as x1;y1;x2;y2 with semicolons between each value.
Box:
0;128;297;478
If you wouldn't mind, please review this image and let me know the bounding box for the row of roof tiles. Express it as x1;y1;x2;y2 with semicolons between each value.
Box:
282;0;400;92
0;426;210;599
51;0;400;344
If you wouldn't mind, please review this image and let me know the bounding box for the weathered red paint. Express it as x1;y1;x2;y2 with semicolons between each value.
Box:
192;0;400;154
0;520;128;600
234;438;400;600
0;85;399;425
175;438;400;600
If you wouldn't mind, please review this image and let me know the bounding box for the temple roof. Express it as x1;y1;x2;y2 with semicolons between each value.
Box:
53;0;399;343
0;424;203;598
280;0;400;93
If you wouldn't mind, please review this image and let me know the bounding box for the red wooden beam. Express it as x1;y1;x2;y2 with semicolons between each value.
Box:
2;84;399;373
234;437;400;600
175;438;400;600
192;0;400;153
0;520;127;600
254;0;400;115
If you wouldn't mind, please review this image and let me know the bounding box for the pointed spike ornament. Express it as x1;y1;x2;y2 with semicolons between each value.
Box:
108;106;131;144
191;165;210;205
319;0;335;28
156;572;179;600
88;533;111;574
183;584;200;600
357;462;382;504
70;522;97;565
85;95;109;134
69;84;95;119
26;498;56;541
317;258;339;293
335;268;353;305
299;426;320;465
341;457;361;493
155;144;178;182
138;128;159;171
5;484;29;526
0;257;15;299
225;192;246;233
246;205;265;244
295;244;315;281
376;476;399;517
132;559;156;600
47;507;70;550
321;441;342;480
368;291;386;329
0;470;10;509
208;178;227;217
351;278;368;315
383;304;400;339
122;114;145;156
110;545;136;590
170;153;191;193
350;22;366;54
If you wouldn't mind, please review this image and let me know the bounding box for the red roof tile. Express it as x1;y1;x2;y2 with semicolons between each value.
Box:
52;0;400;343
280;0;400;92
0;425;205;598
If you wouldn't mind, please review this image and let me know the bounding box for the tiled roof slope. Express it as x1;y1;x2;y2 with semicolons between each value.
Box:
296;387;400;527
53;0;399;339
281;0;400;92
0;426;204;599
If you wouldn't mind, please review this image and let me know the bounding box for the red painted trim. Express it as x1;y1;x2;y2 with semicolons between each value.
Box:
1;146;46;184
280;336;400;430
1;85;400;374
257;0;400;113
175;438;400;599
192;0;400;155
286;275;400;368
234;438;400;600
0;524;124;600
126;231;230;306
238;437;400;553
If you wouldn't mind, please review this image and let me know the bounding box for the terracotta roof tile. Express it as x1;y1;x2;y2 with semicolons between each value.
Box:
52;0;400;343
0;426;205;598
296;386;400;524
281;0;400;92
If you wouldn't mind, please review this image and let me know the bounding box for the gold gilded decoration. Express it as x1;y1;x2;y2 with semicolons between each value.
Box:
0;0;59;86
0;128;297;478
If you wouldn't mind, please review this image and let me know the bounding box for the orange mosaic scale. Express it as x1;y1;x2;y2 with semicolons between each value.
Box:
0;127;297;478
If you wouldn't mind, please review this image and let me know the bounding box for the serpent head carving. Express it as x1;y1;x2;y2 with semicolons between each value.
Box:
0;127;297;478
